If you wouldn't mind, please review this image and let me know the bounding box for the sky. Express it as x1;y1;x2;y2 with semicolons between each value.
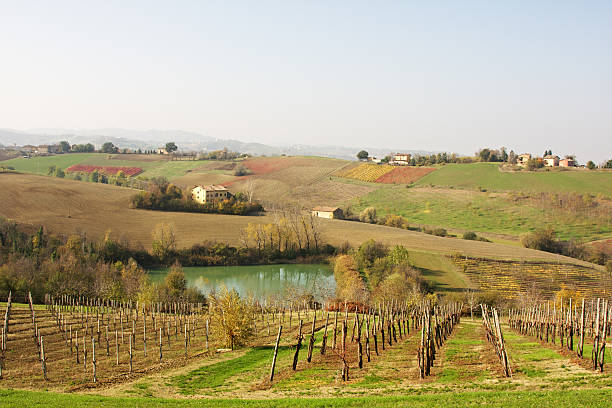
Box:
1;1;611;162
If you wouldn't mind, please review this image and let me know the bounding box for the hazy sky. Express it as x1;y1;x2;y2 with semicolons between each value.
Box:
1;1;611;162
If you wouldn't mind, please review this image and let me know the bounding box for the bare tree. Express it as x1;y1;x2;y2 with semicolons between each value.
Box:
465;289;477;320
244;178;256;203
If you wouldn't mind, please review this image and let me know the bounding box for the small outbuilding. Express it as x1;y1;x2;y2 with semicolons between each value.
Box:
312;206;344;219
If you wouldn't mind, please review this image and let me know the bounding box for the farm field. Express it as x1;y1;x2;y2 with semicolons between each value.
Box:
2;302;610;406
415;163;612;196
348;185;612;242
337;163;436;184
452;256;612;300
226;156;379;208
0;173;597;275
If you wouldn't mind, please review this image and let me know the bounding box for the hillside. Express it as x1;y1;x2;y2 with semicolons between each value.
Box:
6;155;612;244
416;163;612;196
0;173;601;267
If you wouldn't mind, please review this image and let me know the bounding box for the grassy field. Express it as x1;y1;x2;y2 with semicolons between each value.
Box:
415;163;612;196
0;173;594;270
2;389;611;407
3;153;99;175
348;185;612;241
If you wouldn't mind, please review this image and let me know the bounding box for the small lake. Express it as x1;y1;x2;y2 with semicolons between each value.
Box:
148;264;335;300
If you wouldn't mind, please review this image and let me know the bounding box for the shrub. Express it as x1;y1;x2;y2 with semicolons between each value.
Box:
384;214;409;229
463;231;478;240
233;164;251;176
359;207;377;224
520;228;561;253
432;228;447;237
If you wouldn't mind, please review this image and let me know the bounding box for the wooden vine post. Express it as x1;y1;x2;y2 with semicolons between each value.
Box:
269;325;282;382
292;320;303;371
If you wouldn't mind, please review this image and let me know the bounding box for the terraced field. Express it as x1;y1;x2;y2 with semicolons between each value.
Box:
452;256;612;300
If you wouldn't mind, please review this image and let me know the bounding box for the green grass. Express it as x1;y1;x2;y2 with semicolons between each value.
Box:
416;163;612;196
349;184;612;241
174;346;290;394
4;153;218;181
140;161;206;180
4;153;98;175
2;389;611;407
407;251;469;292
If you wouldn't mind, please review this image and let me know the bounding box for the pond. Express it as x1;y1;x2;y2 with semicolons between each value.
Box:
148;264;335;300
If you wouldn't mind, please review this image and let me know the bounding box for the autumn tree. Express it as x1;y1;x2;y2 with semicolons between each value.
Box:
151;222;177;263
209;287;255;349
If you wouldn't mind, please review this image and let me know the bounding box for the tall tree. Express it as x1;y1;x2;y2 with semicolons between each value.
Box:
101;142;118;153
356;150;369;160
165;142;178;153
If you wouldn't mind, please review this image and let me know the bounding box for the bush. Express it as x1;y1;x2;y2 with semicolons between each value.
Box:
463;231;478;240
384;214;409;229
432;228;447;237
520;228;561;253
359;207;377;223
233;164;251;176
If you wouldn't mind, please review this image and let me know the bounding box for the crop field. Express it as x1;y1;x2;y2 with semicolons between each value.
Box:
66;165;143;176
337;164;436;184
348;186;612;242
375;167;436;184
452;256;612;300
2;300;610;406
338;163;395;182
0;173;590;273
415;163;612;196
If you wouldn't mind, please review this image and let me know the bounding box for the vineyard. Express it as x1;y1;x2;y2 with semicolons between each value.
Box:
375;167;436;184
338;164;436;184
66;165;143;176
452;255;612;300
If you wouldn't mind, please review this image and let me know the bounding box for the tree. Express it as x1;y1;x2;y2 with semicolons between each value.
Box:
500;147;508;162
209;287;255;349
604;159;612;169
165;142;178;153
164;261;187;301
587;161;596;170
101;142;118;153
59;141;71;152
356;150;369;160
151;222;177;262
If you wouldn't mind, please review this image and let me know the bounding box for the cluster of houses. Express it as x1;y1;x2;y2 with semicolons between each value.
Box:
19;144;61;156
363;153;411;165
516;153;576;168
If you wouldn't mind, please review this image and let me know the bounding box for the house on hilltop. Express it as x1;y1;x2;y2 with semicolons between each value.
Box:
517;153;531;167
543;155;560;167
312;206;344;219
559;158;576;167
390;153;410;165
191;185;230;204
36;145;60;155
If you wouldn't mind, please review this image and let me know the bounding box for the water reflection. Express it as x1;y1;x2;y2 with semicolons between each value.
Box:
148;264;335;301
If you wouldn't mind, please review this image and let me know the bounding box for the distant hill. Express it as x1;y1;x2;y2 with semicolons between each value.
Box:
0;128;437;160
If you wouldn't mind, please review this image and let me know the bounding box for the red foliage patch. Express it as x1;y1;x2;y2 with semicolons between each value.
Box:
66;164;143;176
375;166;435;184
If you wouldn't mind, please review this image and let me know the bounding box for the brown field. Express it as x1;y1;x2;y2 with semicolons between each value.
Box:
0;173;600;270
224;156;378;209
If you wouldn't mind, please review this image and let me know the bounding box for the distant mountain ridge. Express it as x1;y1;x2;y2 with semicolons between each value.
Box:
0;128;439;160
